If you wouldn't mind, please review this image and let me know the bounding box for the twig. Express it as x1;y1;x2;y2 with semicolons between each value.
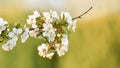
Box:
72;6;93;20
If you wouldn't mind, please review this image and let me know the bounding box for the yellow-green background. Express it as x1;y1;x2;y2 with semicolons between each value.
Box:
0;0;120;68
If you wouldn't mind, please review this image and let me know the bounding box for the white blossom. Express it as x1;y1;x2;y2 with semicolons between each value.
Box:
43;12;50;20
2;39;16;51
0;18;8;34
37;43;48;58
29;28;39;38
42;23;53;32
38;43;54;59
42;23;53;37
0;25;6;34
27;15;36;24
42;23;56;42
61;34;68;52
27;15;37;28
55;34;69;57
8;32;15;38
33;11;40;18
51;11;59;19
48;30;56;42
55;43;60;51
12;28;22;35
3;28;23;51
55;43;65;57
46;52;54;59
32;24;37;28
72;20;77;32
21;27;29;43
57;49;65;57
0;18;8;25
43;12;53;23
60;12;72;29
27;11;40;28
12;36;18;41
57;33;61;37
8;28;22;41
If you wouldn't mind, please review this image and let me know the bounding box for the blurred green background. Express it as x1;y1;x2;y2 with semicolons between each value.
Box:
0;0;120;68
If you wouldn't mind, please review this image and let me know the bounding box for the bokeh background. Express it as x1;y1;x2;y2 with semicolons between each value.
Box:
0;0;120;68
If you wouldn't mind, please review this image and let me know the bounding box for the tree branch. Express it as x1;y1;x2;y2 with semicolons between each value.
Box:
72;6;93;20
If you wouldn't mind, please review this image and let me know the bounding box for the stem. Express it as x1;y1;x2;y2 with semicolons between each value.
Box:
29;28;35;30
72;6;93;20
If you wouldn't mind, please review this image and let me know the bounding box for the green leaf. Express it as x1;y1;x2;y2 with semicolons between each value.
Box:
0;36;4;42
36;18;42;26
61;26;71;34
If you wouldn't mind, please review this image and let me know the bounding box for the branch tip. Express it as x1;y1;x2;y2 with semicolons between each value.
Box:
72;6;93;20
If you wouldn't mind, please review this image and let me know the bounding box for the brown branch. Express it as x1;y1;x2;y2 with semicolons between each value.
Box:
72;6;93;20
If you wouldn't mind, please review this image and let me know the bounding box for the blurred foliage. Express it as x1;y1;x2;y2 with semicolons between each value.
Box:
58;11;120;68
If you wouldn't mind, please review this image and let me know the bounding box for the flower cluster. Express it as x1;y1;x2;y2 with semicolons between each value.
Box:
0;10;77;59
2;28;22;51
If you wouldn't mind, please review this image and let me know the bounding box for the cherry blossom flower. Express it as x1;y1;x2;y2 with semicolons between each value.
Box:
2;38;17;51
8;28;22;41
27;11;40;28
27;15;36;25
43;12;53;23
61;12;72;29
0;18;8;34
38;43;55;59
21;27;29;43
48;31;56;42
29;28;39;38
51;10;59;19
72;20;77;32
42;23;56;42
33;11;40;18
55;34;68;57
46;52;54;59
37;43;48;58
61;34;68;52
2;28;23;51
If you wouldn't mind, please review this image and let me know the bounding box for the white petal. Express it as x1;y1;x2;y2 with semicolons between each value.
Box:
3;21;8;25
0;31;2;34
42;32;48;37
0;18;8;25
60;12;70;19
27;19;31;24
2;44;10;51
66;16;72;24
2;39;16;51
72;20;76;32
21;32;29;43
57;50;65;57
8;32;15;38
12;36;18;41
46;53;54;59
25;28;30;32
51;11;59;19
34;11;40;17
17;28;23;34
0;25;6;34
13;28;17;33
32;24;37;28
0;18;3;23
43;12;50;18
